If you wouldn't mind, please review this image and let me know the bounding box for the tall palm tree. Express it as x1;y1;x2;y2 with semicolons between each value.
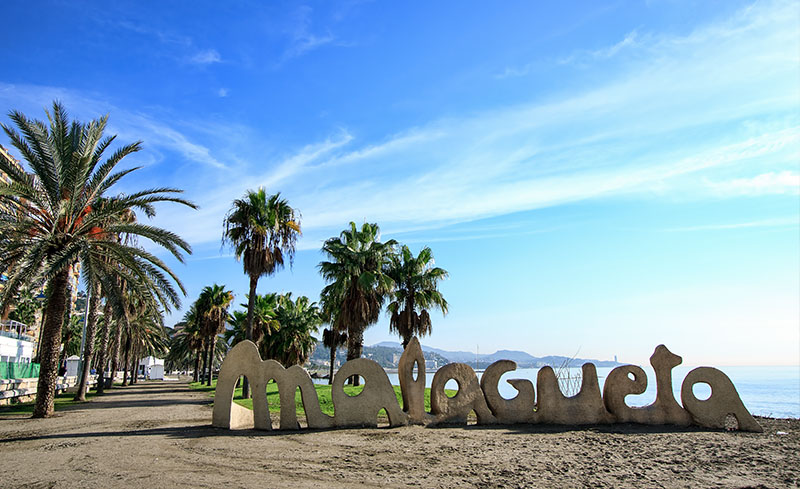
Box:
386;245;449;349
0;102;196;417
222;188;300;397
196;284;233;386
318;222;396;385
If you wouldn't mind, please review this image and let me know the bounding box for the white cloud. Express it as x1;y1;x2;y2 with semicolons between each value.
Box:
190;49;222;65
218;88;229;97
706;171;800;196
139;0;800;249
282;6;336;61
0;82;227;170
4;1;797;253
664;217;799;232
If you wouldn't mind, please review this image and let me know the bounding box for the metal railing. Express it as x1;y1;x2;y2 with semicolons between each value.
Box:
0;319;35;342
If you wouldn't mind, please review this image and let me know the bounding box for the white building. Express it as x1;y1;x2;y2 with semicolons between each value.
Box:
0;320;35;364
138;356;165;380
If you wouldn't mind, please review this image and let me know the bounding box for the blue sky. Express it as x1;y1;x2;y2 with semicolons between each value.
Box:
2;0;798;366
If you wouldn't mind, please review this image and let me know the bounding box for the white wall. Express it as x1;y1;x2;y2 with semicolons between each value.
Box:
0;336;34;363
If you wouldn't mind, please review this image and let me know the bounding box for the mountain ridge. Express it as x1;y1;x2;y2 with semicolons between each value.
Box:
372;341;621;368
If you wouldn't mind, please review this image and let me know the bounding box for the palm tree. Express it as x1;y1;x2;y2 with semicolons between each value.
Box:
167;304;204;381
318;222;396;385
322;327;346;385
386;245;449;349
224;309;248;346
225;294;280;348
262;293;320;366
222;188;300;397
93;300;112;394
320;289;346;385
196;284;234;386
0;102;196;417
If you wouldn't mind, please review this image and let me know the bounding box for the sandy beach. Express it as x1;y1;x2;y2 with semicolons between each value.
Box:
0;380;797;489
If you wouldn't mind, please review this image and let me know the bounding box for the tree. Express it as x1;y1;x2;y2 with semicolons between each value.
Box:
0;102;195;417
322;327;346;385
8;287;39;326
320;291;346;385
167;304;204;381
225;293;280;348
222;188;300;397
93;300;112;394
386;245;449;349
318;222;396;385
196;284;233;386
262;293;320;366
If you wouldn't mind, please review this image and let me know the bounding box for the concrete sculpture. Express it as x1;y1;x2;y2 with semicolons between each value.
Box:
430;362;496;425
536;363;615;425
331;358;407;428
397;337;432;424
480;360;535;424
681;366;763;432
603;345;692;426
212;340;762;433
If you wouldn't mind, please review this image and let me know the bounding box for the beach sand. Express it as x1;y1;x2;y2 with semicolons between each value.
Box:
0;381;797;488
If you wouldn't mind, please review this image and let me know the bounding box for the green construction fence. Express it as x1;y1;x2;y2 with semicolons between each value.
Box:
0;361;40;380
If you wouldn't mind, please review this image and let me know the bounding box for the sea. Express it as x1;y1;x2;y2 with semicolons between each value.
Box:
383;365;800;419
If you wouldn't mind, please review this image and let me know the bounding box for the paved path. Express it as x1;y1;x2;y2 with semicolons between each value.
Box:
0;380;797;488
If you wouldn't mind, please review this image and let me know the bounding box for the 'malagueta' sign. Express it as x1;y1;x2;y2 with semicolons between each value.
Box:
212;338;762;433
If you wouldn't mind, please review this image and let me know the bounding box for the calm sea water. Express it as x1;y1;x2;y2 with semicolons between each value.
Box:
384;365;800;419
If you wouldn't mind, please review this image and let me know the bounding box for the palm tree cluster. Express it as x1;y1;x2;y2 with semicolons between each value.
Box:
0;102;195;416
0;102;450;413
170;288;320;386
319;222;449;385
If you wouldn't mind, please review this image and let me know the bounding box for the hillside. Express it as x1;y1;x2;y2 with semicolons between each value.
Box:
372;341;621;369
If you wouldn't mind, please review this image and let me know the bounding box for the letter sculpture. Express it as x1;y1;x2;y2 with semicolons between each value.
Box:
212;340;763;433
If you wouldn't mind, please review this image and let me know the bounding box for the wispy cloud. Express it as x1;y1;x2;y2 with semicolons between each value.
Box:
282;6;336;61
494;64;534;79
217;88;229;98
4;0;797;253
559;30;641;65
0;82;227;170
705;171;800;196
664;217;799;232
145;0;800;248
190;49;222;65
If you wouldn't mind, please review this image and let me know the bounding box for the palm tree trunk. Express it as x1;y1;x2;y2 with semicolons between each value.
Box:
346;326;364;386
122;334;131;386
193;347;200;383
74;282;101;401
108;319;124;388
242;275;258;398
206;338;213;386
329;342;336;385
128;348;139;385
197;340;206;384
35;310;47;362
403;293;414;349
95;301;112;395
32;269;71;418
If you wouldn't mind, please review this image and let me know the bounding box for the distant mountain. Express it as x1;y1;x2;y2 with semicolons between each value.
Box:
309;341;450;370
372;341;621;368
